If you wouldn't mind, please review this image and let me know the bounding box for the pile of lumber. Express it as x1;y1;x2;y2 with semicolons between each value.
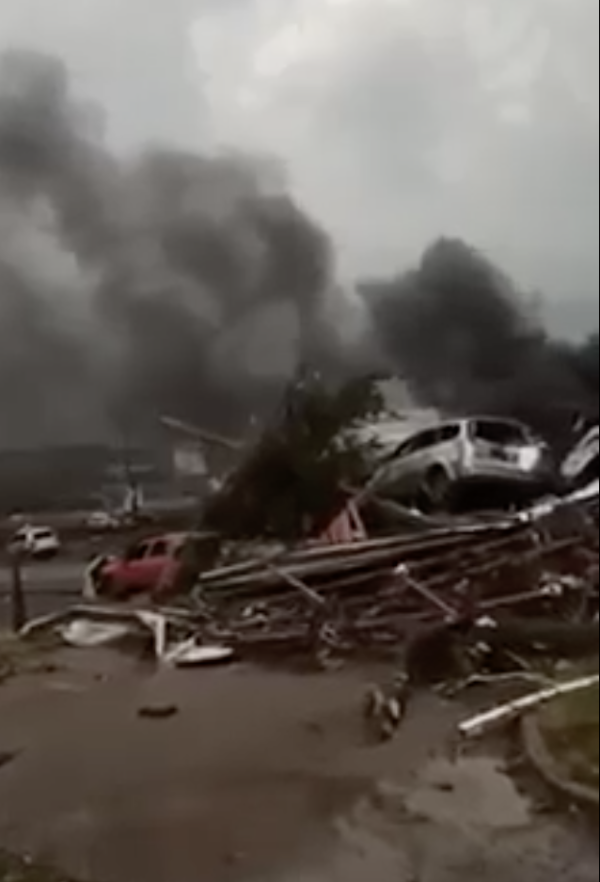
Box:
193;492;599;661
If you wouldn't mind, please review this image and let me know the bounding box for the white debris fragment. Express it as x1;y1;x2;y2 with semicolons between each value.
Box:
459;674;600;739
58;620;131;648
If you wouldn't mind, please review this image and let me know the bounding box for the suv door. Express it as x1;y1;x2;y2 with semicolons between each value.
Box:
382;424;463;498
382;428;441;497
428;424;463;477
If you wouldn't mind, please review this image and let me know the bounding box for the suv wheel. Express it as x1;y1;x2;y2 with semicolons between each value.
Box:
422;466;452;511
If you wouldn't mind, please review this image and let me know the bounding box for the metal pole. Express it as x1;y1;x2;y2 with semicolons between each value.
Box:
120;426;139;519
9;551;27;632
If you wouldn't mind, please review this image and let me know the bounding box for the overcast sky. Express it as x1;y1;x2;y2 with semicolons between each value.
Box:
0;0;597;336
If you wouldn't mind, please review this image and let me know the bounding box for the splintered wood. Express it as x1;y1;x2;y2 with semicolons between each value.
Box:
193;496;599;663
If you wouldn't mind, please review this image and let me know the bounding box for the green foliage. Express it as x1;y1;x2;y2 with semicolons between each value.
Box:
202;371;384;539
539;682;599;790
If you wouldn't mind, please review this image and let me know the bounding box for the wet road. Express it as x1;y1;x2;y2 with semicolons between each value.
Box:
0;656;597;882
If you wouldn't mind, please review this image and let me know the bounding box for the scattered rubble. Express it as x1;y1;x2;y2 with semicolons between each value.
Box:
16;482;599;690
363;674;409;742
138;704;179;721
3;386;598;790
21;605;234;668
189;482;599;668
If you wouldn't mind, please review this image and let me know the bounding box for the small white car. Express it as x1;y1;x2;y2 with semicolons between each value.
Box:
9;525;61;559
85;511;120;531
376;416;552;509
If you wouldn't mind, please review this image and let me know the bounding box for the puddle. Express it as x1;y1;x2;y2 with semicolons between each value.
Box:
277;802;414;882
405;756;531;830
3;752;599;882
274;757;537;882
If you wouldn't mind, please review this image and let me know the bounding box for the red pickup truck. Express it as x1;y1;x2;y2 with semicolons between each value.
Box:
96;532;219;601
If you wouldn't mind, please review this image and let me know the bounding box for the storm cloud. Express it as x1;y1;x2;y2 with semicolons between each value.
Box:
367;238;598;446
192;0;598;335
0;0;597;449
0;48;333;446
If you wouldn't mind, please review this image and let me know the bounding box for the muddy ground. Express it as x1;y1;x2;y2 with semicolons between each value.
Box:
0;647;598;882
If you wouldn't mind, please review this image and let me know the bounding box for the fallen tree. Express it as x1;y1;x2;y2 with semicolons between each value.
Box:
201;370;384;540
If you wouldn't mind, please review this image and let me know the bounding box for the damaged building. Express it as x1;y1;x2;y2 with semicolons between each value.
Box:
0;436;201;514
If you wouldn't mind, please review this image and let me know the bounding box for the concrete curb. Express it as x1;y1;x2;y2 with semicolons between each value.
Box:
521;712;599;809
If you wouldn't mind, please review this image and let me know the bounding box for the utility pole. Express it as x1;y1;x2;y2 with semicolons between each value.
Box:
9;551;27;632
120;424;140;519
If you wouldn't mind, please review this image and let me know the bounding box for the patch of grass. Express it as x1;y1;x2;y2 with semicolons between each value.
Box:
0;850;78;882
538;682;599;790
0;633;58;685
0;634;18;684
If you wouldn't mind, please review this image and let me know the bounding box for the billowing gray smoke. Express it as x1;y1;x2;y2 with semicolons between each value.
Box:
1;50;597;456
0;50;333;448
368;238;598;448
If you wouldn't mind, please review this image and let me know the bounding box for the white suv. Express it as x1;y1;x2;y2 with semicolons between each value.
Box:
376;417;551;509
9;525;61;559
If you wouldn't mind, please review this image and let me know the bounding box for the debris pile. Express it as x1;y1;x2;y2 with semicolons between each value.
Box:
10;363;598;686
192;485;599;666
19;476;598;679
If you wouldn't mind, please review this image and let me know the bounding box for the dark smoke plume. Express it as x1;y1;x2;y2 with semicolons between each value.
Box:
0;51;597;457
367;238;598;448
0;50;334;447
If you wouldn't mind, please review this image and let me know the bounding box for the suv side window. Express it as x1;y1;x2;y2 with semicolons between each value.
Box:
396;428;441;457
414;429;440;451
412;426;462;451
395;433;422;457
435;424;461;444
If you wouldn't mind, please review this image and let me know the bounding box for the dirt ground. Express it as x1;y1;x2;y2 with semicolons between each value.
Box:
0;648;598;882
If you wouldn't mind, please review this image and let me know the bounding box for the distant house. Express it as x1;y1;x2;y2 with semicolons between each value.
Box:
172;439;208;480
0;443;171;514
160;416;242;493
